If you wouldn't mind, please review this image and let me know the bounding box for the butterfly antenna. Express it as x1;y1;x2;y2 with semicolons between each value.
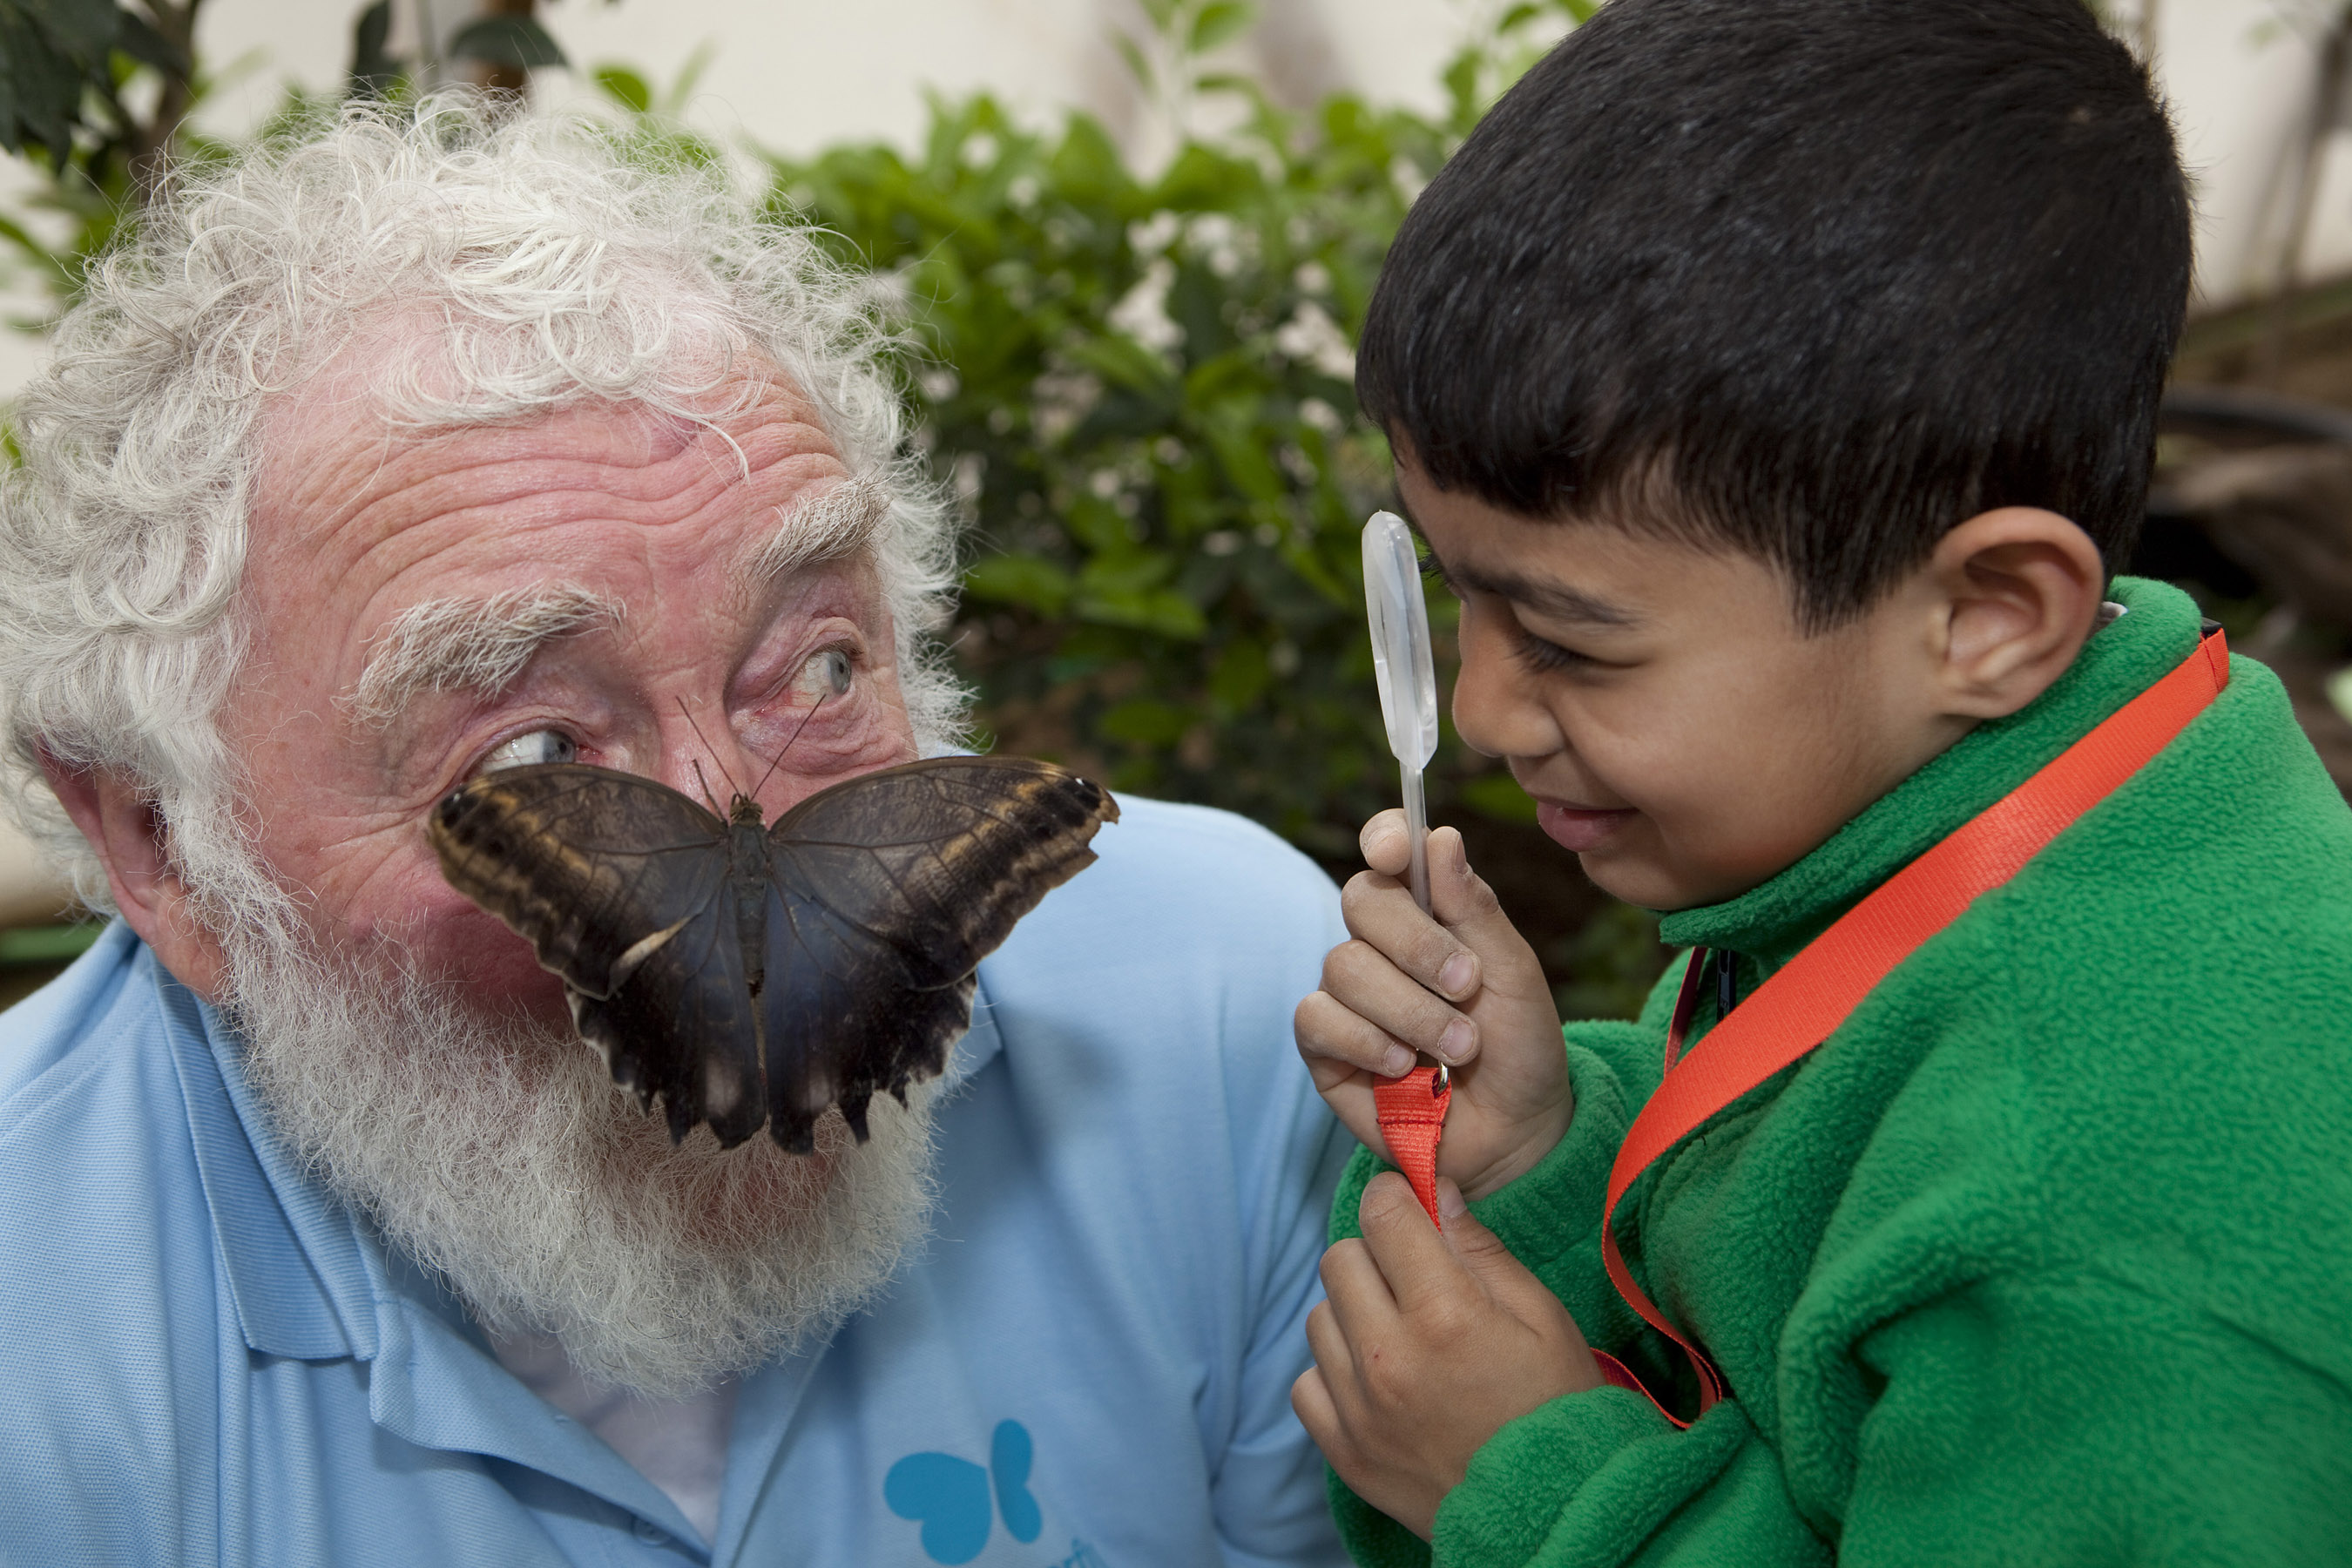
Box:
689;758;723;816
674;700;746;800
748;686;830;804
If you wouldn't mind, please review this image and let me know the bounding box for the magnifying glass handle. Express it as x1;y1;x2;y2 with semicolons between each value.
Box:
1401;762;1430;916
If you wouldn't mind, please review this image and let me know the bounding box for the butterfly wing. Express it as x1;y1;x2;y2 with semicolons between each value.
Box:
759;757;1119;1152
427;763;767;1146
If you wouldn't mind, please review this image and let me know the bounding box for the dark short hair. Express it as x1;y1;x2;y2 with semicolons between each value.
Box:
1357;0;2191;627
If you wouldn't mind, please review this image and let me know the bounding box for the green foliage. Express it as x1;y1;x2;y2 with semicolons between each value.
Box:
0;0;185;163
447;13;567;72
764;84;1444;854
0;0;200;326
749;3;1639;859
745;0;1669;1010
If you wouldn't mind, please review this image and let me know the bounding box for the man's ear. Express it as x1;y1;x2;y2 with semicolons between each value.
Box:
1925;506;2105;721
39;754;228;1001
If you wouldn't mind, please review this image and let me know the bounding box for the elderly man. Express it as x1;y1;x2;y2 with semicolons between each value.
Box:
0;103;1348;1567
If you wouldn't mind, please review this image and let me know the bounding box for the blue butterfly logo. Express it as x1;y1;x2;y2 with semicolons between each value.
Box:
884;1418;1044;1565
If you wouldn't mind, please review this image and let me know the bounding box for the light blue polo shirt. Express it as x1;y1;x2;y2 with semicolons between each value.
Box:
0;796;1352;1567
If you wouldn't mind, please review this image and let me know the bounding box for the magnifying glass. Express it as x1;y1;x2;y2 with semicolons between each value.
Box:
1362;510;1439;916
1364;510;1453;1132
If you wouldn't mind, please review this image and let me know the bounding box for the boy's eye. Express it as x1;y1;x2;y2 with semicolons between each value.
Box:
1515;630;1594;674
478;728;577;774
797;648;853;703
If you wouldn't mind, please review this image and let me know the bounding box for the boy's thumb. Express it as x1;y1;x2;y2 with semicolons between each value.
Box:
1437;1179;1518;1281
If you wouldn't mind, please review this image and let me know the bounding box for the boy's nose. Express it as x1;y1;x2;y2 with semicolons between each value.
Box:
1450;606;1566;763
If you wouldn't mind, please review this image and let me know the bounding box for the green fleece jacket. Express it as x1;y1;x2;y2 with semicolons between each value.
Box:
1331;578;2352;1566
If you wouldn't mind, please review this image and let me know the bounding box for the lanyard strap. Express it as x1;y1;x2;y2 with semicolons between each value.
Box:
1376;1064;1454;1224
1592;627;2232;1426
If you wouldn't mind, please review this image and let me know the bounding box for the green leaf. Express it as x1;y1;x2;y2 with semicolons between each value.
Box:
1098;697;1193;746
593;64;652;114
447;15;566;71
1064;332;1176;396
1207;637;1272;712
17;0;116;58
964;552;1073;614
1188;0;1255;56
346;0;400;97
1460;772;1539;823
658;41;716;114
1076;587;1206;638
114;10;186;78
1112;32;1153;92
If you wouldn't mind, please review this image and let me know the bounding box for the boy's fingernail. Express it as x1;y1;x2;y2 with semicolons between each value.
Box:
1382;1045;1414;1076
1439;953;1477;996
1439;1017;1473;1061
1437;1180;1468;1221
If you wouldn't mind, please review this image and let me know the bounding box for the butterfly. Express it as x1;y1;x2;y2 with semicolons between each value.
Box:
427;755;1118;1152
884;1419;1044;1565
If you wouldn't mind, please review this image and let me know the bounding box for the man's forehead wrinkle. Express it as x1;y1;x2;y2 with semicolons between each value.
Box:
347;585;625;728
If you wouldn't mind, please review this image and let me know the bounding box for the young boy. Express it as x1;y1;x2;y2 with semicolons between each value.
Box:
1291;1;2352;1563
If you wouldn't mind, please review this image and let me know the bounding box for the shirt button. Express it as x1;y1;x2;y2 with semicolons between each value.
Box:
632;1517;669;1546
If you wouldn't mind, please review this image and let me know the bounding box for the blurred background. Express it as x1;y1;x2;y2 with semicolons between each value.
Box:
4;0;2352;1017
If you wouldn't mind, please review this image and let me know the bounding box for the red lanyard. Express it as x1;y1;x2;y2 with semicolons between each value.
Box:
1589;627;2232;1426
1376;1064;1453;1224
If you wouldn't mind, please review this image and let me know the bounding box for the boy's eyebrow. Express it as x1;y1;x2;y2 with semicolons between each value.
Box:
1387;490;1642;630
1448;563;1642;629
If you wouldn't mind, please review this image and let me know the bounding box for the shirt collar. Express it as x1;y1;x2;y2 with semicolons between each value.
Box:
166;950;1010;1361
161;959;380;1360
1658;575;2204;970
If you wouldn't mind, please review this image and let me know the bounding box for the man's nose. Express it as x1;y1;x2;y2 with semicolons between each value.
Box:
650;713;767;813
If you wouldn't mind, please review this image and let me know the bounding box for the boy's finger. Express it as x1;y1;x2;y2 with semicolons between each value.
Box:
1319;939;1478;1064
1317;1236;1401;1345
1424;828;1548;985
1358;808;1411;876
1294;987;1417;1079
1438;1181;1546;1302
1291;1365;1346;1454
1355;1171;1478;1320
1302;1298;1355;1386
1341;873;1484;1004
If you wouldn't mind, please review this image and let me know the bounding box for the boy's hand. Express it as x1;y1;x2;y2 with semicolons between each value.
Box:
1294;1173;1603;1540
1294;813;1571;1199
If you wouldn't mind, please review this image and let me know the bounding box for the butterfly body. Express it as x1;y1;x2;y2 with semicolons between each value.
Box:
429;756;1118;1152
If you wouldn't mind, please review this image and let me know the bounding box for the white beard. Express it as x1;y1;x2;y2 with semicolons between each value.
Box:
220;919;940;1399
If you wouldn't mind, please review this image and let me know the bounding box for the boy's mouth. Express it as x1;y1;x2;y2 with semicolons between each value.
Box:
1536;800;1638;853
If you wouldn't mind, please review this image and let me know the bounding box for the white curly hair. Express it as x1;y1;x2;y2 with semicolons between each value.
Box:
0;96;966;920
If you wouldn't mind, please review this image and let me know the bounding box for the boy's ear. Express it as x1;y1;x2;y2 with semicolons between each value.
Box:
40;753;229;1001
1923;506;2105;721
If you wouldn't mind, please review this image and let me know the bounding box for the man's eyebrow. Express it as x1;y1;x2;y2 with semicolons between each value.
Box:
740;474;893;585
1386;488;1640;630
347;585;625;727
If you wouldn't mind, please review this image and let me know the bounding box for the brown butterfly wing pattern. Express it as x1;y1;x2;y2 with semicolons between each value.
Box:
758;756;1120;1153
428;765;768;1144
427;754;1117;1152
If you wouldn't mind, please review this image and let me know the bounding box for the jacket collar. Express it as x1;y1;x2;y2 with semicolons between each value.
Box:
1658;576;2203;972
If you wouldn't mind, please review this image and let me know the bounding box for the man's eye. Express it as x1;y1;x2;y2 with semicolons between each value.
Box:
478;729;578;774
798;648;853;703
